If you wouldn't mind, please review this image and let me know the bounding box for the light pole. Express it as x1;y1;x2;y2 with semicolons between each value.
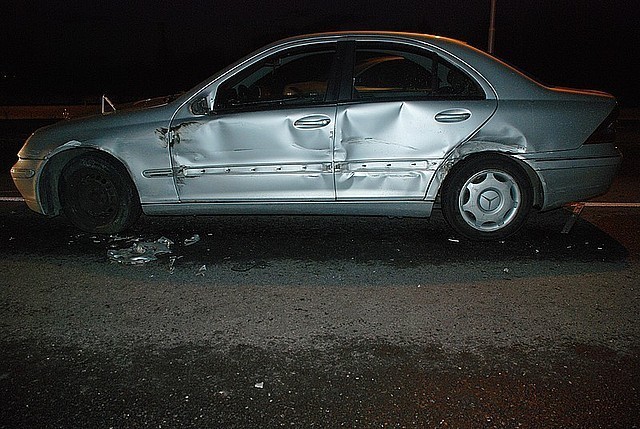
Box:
488;0;497;54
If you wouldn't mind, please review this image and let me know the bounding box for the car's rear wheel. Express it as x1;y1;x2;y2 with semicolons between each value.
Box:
60;154;141;234
441;155;533;241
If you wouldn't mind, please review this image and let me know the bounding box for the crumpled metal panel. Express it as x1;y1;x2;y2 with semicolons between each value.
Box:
465;97;612;154
425;94;617;203
16;107;179;208
335;100;497;200
170;107;337;201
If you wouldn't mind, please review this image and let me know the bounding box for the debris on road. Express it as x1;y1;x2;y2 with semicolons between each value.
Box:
561;202;586;234
184;234;201;246
168;255;183;274
196;264;207;276
107;237;173;265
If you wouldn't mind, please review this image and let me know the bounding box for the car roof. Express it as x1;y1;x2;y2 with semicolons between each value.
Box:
279;31;464;44
176;31;548;108
271;31;474;57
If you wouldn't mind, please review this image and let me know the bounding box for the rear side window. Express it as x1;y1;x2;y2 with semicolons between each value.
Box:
352;43;484;101
434;60;485;99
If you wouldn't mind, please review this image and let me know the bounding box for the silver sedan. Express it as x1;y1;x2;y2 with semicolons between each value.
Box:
12;32;621;240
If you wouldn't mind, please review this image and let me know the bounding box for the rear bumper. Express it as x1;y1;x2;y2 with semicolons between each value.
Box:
521;144;622;210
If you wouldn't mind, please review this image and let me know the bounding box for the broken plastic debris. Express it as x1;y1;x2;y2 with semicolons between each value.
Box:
503;267;510;274
107;237;173;265
109;234;134;242
168;255;183;274
196;265;207;276
254;382;264;389
447;238;460;243
157;236;174;247
561;203;585;234
184;234;201;246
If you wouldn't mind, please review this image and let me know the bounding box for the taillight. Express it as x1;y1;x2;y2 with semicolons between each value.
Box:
585;105;618;144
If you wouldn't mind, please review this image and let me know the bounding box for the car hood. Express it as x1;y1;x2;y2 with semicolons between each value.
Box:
18;104;175;159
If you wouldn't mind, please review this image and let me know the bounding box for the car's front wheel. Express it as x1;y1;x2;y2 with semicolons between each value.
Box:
441;155;533;241
60;154;141;234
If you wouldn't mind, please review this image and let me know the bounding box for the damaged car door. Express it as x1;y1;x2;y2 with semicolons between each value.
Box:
334;41;497;200
169;43;339;202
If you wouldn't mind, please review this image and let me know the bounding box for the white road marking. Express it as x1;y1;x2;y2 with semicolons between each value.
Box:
579;202;640;208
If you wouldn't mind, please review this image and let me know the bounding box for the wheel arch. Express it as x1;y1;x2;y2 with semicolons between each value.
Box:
38;148;137;216
435;150;543;210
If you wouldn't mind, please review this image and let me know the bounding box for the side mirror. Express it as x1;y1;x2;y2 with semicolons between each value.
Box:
190;96;211;116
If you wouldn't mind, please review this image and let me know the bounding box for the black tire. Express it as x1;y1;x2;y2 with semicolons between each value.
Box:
60;154;141;234
441;155;533;241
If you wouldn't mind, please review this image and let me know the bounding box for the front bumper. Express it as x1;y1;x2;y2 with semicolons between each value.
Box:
11;158;47;214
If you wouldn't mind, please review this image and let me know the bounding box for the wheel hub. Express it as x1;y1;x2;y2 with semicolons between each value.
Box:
458;169;521;232
478;189;502;212
78;172;117;219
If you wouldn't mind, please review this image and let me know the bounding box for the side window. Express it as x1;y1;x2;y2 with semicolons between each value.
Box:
352;43;484;100
434;60;485;98
354;50;434;99
215;45;337;110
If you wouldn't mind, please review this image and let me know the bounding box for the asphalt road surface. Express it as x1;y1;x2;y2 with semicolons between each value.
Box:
1;119;639;428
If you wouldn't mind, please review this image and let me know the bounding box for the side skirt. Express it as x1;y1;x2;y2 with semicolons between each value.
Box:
142;201;434;218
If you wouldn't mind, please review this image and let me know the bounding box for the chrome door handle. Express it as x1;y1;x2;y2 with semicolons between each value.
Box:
435;109;472;123
294;115;332;129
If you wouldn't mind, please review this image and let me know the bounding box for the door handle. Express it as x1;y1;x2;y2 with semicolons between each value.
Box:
435;109;472;123
294;115;332;129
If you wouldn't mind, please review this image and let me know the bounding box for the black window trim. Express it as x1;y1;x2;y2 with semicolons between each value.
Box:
212;42;342;115
338;40;486;104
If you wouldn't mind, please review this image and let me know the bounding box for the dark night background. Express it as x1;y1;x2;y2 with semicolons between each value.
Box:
1;0;638;106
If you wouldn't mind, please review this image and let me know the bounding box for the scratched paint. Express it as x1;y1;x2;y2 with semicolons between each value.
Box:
334;100;497;200
170;107;337;201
